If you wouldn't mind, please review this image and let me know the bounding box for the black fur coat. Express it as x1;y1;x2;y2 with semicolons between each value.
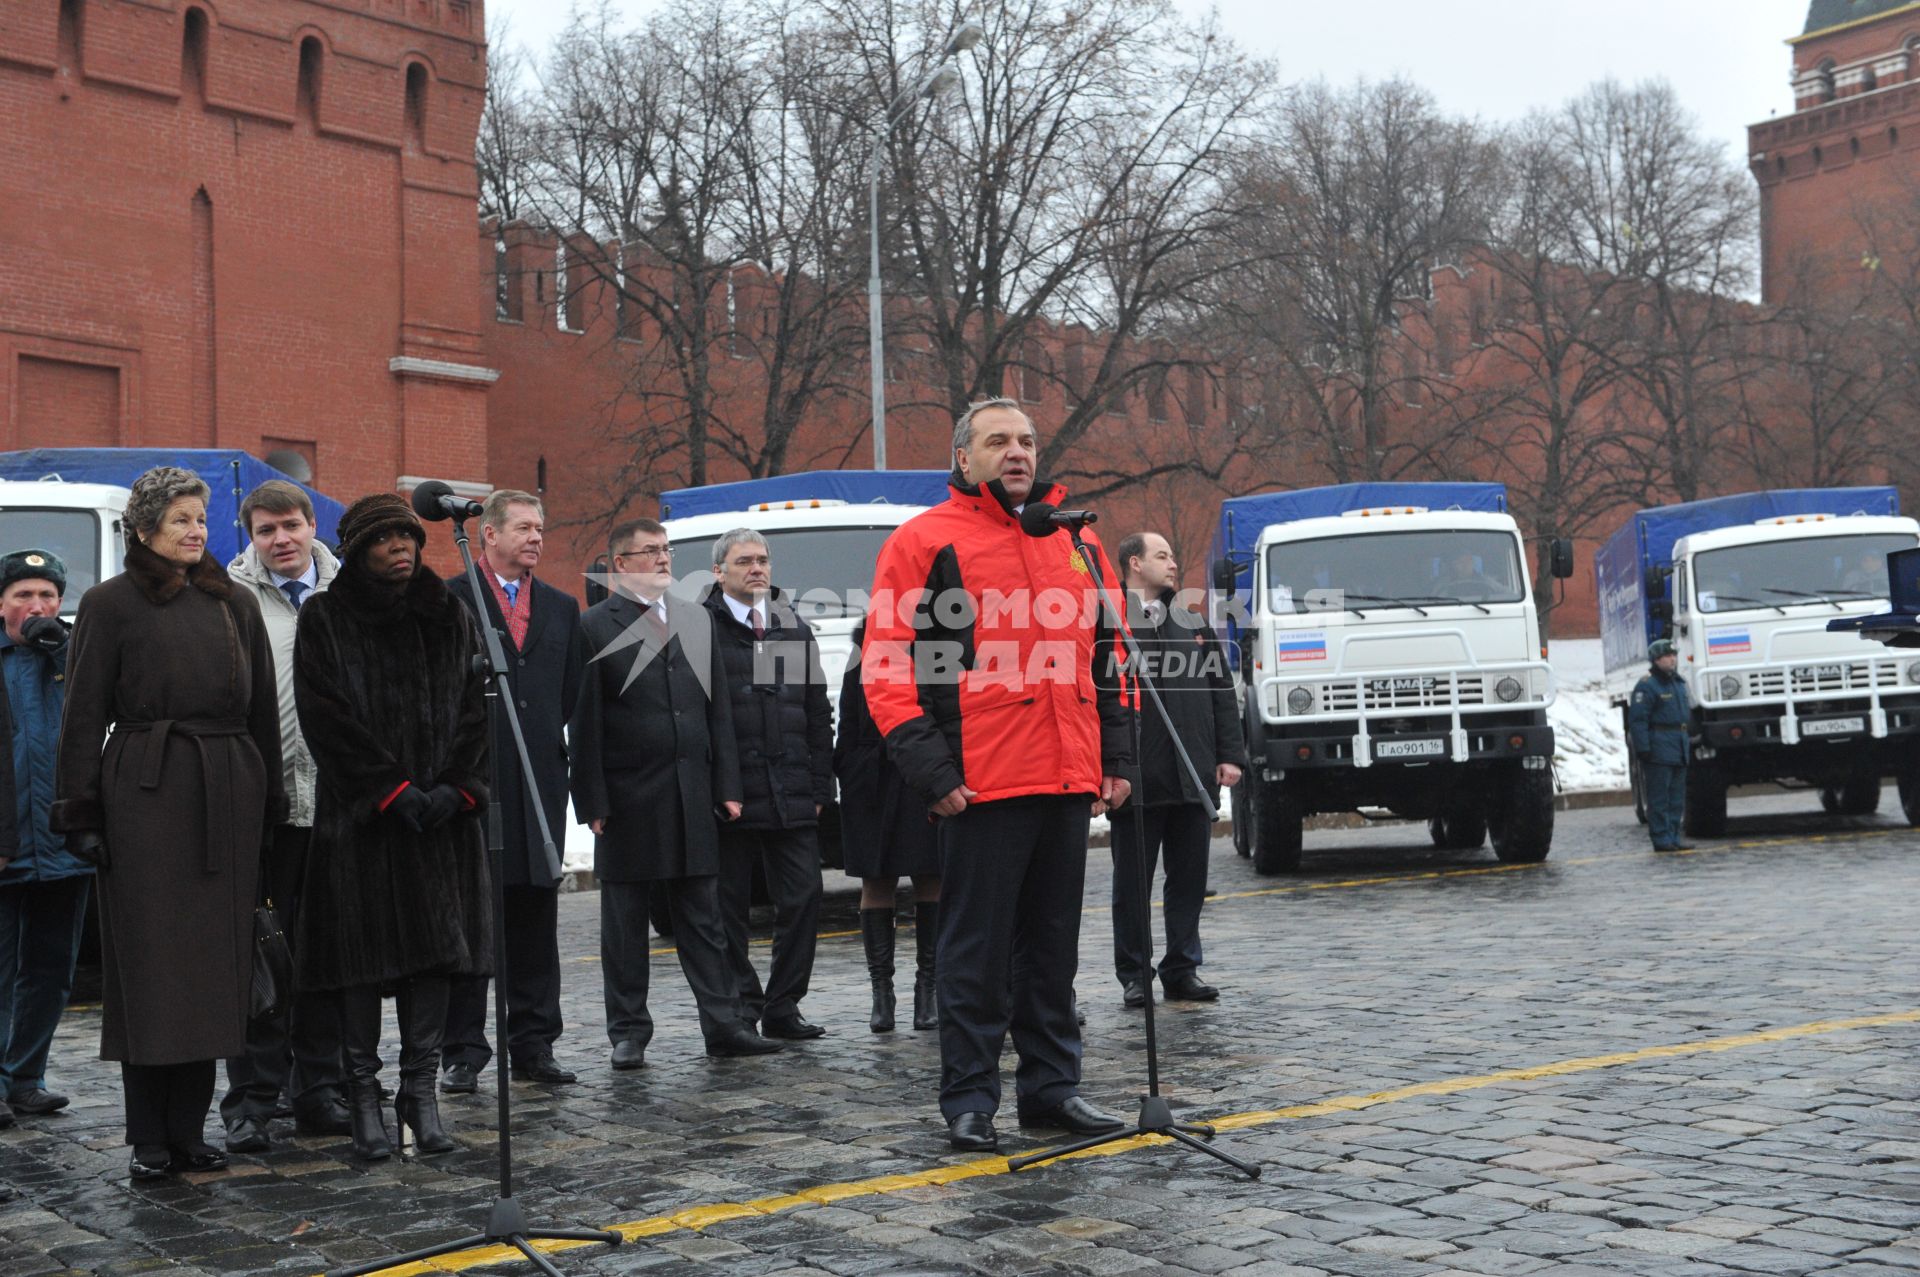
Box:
292;559;494;991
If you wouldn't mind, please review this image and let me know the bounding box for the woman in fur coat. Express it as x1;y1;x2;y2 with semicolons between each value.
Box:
53;467;285;1180
292;493;492;1160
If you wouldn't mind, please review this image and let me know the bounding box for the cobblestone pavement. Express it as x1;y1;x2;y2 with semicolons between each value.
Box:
2;788;1916;1277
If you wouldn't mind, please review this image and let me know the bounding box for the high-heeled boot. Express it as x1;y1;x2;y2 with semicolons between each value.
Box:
860;908;896;1033
394;976;456;1155
340;987;392;1161
912;901;939;1031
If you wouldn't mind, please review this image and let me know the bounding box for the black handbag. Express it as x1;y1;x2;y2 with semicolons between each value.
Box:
250;900;294;1021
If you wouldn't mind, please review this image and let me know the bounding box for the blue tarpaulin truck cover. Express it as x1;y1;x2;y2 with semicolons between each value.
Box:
1595;487;1900;676
0;448;345;561
659;470;950;520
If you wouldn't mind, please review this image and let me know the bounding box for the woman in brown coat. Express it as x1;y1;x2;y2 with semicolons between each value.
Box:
52;467;283;1180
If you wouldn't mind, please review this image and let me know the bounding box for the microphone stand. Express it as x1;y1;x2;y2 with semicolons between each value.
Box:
1008;522;1259;1180
328;514;619;1277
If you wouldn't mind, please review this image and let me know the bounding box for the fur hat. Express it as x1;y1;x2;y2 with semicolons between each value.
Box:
0;548;67;596
336;493;426;567
125;466;212;541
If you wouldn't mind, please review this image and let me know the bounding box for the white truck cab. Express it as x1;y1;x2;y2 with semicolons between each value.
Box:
0;478;130;615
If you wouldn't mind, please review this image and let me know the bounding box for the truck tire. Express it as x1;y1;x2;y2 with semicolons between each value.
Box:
1819;785;1842;815
1839;772;1882;816
1899;761;1920;826
1628;753;1648;826
1489;769;1553;863
1251;781;1304;875
1231;775;1252;857
1683;765;1728;839
1428;808;1487;850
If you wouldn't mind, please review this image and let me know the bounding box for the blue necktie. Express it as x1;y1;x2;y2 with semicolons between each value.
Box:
281;579;309;608
503;580;520;610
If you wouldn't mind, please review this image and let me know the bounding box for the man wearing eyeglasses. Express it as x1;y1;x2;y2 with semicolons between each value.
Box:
571;519;778;1064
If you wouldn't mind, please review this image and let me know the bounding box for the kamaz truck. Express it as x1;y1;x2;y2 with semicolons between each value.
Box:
1211;483;1573;874
1596;488;1920;836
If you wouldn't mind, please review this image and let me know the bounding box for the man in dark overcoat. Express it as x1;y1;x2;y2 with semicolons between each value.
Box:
573;518;777;1063
702;529;834;1040
1109;531;1244;1009
442;490;584;1091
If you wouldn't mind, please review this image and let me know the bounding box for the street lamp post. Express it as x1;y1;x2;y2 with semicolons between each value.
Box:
867;22;983;471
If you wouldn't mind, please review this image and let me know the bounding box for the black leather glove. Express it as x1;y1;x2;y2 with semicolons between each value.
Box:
388;784;433;832
20;615;68;654
421;784;466;829
69;830;108;869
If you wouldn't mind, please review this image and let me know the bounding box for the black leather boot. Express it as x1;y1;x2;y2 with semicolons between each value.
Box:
394;976;456;1156
860;909;896;1033
912;901;939;1031
339;987;391;1161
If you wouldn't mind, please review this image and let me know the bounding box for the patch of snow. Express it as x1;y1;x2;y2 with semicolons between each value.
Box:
1549;638;1627;793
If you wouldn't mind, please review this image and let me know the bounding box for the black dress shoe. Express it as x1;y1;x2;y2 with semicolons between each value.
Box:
1161;973;1218;1002
169;1142;230;1173
224;1117;271;1154
293;1096;353;1136
8;1088;69;1116
441;1063;479;1094
1017;1095;1127;1134
1121;979;1150;1009
948;1112;998;1152
705;1024;782;1058
129;1146;173;1181
510;1055;578;1084
761;1014;826;1040
272;1094;295;1120
610;1039;646;1070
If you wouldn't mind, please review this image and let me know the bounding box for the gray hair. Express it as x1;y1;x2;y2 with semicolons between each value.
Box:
712;526;768;568
125;466;211;542
951;397;1036;454
482;488;543;530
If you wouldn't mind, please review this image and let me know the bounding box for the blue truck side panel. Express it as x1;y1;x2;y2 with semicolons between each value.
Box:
1595;487;1901;676
0;448;344;561
1208;483;1509;653
660;470;950;519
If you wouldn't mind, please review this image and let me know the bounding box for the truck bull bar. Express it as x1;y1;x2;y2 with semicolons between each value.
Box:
1694;652;1918;745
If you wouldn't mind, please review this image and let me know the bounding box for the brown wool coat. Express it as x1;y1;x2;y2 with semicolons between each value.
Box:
52;540;285;1065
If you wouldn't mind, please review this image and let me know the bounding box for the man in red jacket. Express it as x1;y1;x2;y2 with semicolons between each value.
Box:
862;397;1134;1152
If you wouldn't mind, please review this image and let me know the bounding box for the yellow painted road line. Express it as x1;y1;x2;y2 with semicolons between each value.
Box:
343;1005;1920;1275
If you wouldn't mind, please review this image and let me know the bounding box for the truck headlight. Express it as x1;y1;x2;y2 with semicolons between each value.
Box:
1718;674;1741;700
1286;686;1314;715
1907;661;1920;685
1494;676;1522;702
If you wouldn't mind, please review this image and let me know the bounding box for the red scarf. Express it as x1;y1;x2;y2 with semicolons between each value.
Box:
484;569;532;650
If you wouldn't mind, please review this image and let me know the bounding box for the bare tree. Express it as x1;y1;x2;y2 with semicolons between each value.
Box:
477;17;538;223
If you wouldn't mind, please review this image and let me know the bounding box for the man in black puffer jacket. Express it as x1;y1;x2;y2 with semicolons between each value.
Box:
701;529;834;1040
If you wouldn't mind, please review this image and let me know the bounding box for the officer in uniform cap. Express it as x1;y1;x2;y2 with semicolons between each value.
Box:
1629;638;1693;852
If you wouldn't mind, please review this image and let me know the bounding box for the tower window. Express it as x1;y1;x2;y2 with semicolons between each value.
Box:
296;37;322;129
182;7;209;103
404;62;428;152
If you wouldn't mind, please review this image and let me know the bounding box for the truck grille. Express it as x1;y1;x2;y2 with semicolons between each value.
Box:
1743;663;1900;698
1320;676;1488;712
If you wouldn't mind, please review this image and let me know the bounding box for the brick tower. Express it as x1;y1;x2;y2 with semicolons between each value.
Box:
1749;1;1920;304
0;0;494;494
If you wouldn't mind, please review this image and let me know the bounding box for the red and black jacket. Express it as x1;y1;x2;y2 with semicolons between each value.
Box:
861;476;1133;807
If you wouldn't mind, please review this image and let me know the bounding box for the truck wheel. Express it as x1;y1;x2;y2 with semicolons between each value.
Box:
1428;809;1487;850
1839;773;1882;816
1251;782;1304;875
1819;786;1842;815
1628;753;1648;826
1899;762;1920;826
1231;776;1252;857
1683;765;1728;839
1489;769;1553;863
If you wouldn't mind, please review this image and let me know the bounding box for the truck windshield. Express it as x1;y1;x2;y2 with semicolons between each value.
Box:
1263;529;1525;613
1694;532;1916;612
0;509;103;604
668;525;900;619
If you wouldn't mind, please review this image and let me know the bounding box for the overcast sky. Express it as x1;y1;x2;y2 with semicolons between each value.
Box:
486;0;1813;163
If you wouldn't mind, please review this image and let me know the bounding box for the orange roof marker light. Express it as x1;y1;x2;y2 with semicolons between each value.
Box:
1341;506;1428;519
750;499;851;512
1756;513;1833;525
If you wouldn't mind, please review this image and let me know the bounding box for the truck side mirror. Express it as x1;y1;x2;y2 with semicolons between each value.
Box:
1644;565;1669;596
1550;537;1576;580
1212;557;1237;590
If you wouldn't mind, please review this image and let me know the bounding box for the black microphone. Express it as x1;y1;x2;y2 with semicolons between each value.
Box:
1018;503;1099;537
410;479;484;522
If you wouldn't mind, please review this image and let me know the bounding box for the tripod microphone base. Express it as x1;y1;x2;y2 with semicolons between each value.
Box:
1006;1095;1261;1179
324;1196;621;1277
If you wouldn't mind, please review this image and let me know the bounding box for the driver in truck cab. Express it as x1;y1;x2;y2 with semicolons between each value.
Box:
1628;639;1693;853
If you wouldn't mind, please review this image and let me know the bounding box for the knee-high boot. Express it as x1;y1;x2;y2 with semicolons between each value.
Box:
912;901;939;1031
339;987;391;1161
394;976;456;1155
859;909;896;1033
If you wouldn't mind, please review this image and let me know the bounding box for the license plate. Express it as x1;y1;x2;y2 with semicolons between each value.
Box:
1801;716;1865;737
1791;664;1846;681
1369;677;1436;694
1375;737;1446;759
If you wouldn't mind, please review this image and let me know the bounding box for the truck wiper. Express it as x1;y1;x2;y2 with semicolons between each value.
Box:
1398;593;1492;616
1711;593;1789;615
1762;586;1845;611
1336;592;1424;617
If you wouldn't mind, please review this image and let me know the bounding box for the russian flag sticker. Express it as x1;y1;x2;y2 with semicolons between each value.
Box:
1707;630;1751;656
1277;632;1327;662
